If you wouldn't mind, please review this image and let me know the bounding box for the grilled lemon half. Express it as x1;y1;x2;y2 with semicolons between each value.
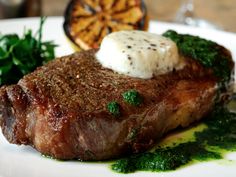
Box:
63;0;149;50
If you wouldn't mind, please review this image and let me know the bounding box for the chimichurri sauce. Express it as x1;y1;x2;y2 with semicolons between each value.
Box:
162;30;232;84
111;105;236;173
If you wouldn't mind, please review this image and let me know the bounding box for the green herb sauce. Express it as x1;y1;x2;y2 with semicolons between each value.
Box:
107;101;120;116
111;105;236;173
163;30;232;83
122;90;142;106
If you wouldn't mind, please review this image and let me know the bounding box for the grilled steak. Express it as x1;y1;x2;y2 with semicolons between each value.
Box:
0;48;233;160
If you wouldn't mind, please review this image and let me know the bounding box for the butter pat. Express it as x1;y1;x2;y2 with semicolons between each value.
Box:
96;30;184;79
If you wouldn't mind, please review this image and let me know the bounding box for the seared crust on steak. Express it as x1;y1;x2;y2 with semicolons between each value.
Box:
0;49;233;160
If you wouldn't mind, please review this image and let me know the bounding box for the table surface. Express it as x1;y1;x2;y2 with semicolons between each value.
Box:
41;0;236;33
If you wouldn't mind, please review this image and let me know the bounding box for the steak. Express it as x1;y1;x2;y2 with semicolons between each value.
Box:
0;49;233;160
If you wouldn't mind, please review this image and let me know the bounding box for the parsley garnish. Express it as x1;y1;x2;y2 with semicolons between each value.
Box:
107;101;120;116
0;17;57;86
122;90;142;106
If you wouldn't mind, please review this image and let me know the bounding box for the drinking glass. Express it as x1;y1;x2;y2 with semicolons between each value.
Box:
174;0;220;29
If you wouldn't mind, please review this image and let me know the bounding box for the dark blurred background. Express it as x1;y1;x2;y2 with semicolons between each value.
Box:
0;0;235;32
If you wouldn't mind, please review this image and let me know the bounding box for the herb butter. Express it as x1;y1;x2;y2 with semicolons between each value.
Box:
96;30;185;79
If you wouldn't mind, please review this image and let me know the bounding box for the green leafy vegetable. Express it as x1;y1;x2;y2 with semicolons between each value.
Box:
122;90;142;106
0;17;57;86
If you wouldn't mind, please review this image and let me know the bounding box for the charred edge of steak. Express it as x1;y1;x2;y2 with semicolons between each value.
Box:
0;85;29;145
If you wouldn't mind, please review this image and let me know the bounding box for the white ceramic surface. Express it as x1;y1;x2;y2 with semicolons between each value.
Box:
0;17;236;177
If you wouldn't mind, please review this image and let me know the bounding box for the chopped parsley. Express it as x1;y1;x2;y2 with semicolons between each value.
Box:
122;90;142;106
107;101;120;116
0;17;57;86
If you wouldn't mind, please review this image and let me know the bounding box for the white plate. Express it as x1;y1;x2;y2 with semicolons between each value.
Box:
0;17;236;177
